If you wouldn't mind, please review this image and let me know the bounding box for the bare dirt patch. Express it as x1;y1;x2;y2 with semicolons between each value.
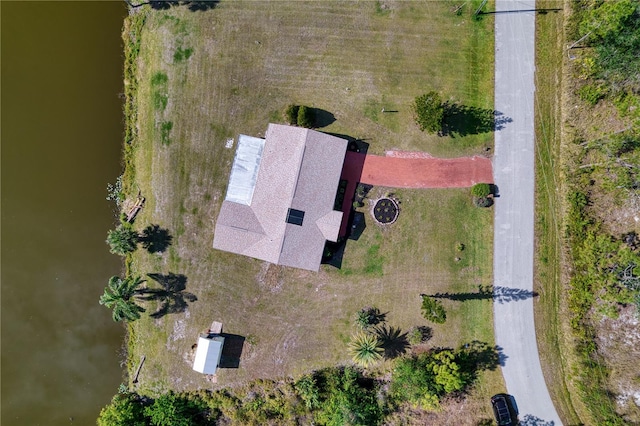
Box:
595;306;640;422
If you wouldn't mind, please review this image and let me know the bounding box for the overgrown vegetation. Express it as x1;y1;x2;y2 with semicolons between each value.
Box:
569;0;640;125
559;0;640;423
121;11;147;196
99;339;500;425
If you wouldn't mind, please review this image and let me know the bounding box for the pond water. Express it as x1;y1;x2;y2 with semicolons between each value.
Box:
2;2;128;424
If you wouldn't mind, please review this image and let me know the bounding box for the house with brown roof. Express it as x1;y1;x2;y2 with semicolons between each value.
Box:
213;123;348;271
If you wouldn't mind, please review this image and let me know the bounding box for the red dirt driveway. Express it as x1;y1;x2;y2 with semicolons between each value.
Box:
342;150;494;188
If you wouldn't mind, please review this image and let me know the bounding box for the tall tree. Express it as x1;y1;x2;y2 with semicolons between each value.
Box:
100;276;145;322
420;295;447;324
412;91;444;133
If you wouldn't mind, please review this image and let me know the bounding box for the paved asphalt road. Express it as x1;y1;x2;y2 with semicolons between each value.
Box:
493;1;563;424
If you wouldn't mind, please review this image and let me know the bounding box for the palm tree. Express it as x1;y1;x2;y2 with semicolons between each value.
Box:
100;276;145;322
106;224;139;256
348;332;383;368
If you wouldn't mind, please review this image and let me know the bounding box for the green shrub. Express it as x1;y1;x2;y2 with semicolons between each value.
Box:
471;183;491;198
412;91;444;133
151;71;168;86
314;367;383;426
173;46;193;63
473;196;493;208
407;326;430;345
295;375;321;410
160;121;173;145
284;104;299;125
420;295;446;324
355;307;383;329
297;105;315;128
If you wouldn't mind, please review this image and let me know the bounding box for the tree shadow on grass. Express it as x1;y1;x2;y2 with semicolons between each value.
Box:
375;325;409;359
139;224;172;254
457;341;505;383
312;108;336;128
184;0;219;11
429;285;538;303
441;102;512;137
141;273;197;318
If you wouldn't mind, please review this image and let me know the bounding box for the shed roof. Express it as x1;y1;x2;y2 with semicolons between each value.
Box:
213;124;348;271
193;335;225;375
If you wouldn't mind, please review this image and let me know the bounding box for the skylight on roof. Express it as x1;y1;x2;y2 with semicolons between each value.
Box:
286;208;305;226
225;135;265;205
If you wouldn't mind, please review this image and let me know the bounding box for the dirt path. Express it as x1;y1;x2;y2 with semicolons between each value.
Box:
342;150;493;188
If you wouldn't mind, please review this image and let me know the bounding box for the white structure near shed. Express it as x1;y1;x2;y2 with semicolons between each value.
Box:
192;334;225;375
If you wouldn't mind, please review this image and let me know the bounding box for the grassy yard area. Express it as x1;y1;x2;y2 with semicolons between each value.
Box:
123;0;500;420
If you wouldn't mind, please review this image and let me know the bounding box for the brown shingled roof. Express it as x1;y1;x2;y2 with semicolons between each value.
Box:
213;124;348;271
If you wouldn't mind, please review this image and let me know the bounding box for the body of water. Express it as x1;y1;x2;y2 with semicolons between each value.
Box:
2;2;128;424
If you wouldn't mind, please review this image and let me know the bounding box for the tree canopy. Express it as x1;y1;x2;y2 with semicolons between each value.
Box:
106;224;139;256
420;295;447;324
99;275;145;322
412;91;444;133
97;393;146;426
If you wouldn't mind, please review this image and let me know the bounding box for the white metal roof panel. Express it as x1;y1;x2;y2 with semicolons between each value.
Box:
225;135;265;206
192;336;225;374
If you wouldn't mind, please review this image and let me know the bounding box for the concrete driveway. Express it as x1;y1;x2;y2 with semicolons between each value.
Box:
493;1;562;424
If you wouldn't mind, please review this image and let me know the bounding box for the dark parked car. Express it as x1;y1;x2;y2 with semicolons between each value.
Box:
491;394;517;425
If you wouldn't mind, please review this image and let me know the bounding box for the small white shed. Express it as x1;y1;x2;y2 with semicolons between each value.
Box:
192;335;225;375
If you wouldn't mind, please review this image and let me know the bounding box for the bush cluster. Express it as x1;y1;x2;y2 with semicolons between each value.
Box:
284;104;315;128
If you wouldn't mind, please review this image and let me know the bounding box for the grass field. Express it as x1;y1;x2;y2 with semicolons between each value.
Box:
123;0;501;420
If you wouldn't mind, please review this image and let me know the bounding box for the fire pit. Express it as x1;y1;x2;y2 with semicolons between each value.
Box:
373;198;399;224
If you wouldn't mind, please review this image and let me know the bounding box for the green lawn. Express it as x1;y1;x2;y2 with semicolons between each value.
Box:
123;0;500;420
